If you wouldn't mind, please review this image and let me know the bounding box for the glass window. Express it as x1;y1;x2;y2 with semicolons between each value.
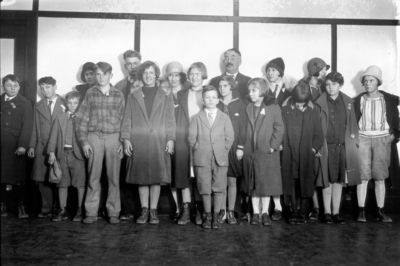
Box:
141;20;233;84
37;17;135;99
239;23;331;84
1;0;32;11
1;39;15;92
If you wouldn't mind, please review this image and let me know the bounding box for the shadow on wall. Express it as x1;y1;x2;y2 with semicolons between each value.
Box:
351;70;366;96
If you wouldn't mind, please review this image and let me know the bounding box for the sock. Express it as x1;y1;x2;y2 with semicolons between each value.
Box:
357;180;368;207
273;195;282;211
252;197;260;214
202;195;211;213
261;197;270;214
374;180;385;208
77;187;85;208
59;187;68;209
213;192;223;213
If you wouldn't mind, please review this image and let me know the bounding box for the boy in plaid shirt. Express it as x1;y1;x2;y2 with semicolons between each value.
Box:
75;62;125;224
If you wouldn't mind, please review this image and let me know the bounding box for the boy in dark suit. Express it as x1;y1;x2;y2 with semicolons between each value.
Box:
27;77;66;218
1;74;33;218
48;91;86;222
188;85;234;229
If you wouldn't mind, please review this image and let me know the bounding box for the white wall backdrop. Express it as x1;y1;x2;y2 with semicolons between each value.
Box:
37;17;135;100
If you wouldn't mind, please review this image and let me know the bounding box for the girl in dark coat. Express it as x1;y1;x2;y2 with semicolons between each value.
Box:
216;75;246;224
1;74;33;218
238;78;284;226
281;82;324;224
121;61;176;225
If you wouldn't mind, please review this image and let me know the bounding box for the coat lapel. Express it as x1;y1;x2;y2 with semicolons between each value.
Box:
37;99;51;121
246;103;255;131
149;88;164;122
254;103;266;135
52;96;65;121
178;89;190;122
59;113;68;147
199;109;211;130
132;88;149;125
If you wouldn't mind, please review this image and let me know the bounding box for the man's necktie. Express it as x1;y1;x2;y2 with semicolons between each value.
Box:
208;112;213;127
48;100;53;115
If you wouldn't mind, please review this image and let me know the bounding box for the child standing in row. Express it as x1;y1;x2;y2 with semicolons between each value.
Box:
237;78;284;226
48;91;87;222
217;75;247;224
188;85;234;229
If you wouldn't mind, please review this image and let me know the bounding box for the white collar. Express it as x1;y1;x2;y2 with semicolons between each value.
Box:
226;72;238;79
5;95;17;101
47;96;58;104
204;108;217;116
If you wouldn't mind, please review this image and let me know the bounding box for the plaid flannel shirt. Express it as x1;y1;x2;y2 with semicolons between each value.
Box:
75;84;125;146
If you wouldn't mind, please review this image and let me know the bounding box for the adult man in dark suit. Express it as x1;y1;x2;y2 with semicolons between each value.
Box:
209;48;251;103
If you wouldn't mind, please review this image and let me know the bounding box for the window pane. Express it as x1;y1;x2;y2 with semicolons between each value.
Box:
1;0;32;10
39;0;233;15
141;20;233;84
240;0;399;20
1;39;15;95
337;25;399;98
37;17;135;100
239;23;331;83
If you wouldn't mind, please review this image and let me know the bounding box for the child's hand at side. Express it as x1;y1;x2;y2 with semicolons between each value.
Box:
15;147;26;155
83;144;93;158
27;147;35;158
236;149;243;160
117;144;124;160
165;140;174;155
48;152;56;165
124;139;133;157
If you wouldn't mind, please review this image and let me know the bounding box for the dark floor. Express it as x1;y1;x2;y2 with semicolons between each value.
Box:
1;213;400;266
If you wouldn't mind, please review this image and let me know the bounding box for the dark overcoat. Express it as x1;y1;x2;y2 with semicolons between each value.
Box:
1;93;33;185
47;112;85;161
121;87;176;185
173;88;193;188
354;91;400;189
240;98;284;197
29;96;66;181
281;98;324;197
315;92;361;188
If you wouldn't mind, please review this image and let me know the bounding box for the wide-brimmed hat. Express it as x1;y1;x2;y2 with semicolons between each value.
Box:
359;65;382;84
307;58;330;76
81;62;95;82
166;61;183;75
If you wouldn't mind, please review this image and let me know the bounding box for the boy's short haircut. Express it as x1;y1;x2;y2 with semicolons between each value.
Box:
218;74;237;91
247;77;269;97
2;74;19;85
325;71;344;86
291;81;311;103
65;91;81;102
202;85;218;97
38;76;57;86
224;48;242;57
123;50;142;61
138;61;160;82
94;62;113;74
187;62;208;80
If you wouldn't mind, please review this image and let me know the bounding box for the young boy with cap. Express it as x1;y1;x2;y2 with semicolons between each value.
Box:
75;62;96;99
27;77;67;218
1;74;33;218
74;62;125;224
48;91;86;222
354;65;399;223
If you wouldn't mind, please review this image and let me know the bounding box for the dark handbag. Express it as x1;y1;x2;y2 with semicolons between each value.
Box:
49;159;62;183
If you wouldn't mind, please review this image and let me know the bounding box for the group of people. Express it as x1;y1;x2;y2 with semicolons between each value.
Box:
1;48;399;229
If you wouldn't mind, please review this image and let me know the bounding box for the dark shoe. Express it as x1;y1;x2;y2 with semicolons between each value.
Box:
289;214;298;225
109;216;120;224
202;212;212;229
262;213;272;226
226;209;237;224
170;212;180;222
322;213;333;224
18;203;29;219
218;209;226;224
377;208;392;223
1;202;7;217
52;208;68;222
83;216;98;224
177;202;190;225
73;208;83;222
332;214;346;225
296;214;306;224
120;213;134;221
38;212;52;218
149;209;159;225
357;207;366;223
309;208;319;220
97;208;106;220
195;203;204;225
250;214;260;225
137;207;149;224
212;212;221;229
271;209;282;221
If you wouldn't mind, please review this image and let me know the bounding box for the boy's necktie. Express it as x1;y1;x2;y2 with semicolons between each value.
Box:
48;100;53;115
208;112;213;127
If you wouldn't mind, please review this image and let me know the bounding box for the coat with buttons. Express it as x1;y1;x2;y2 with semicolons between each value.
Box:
1;93;33;185
29;96;66;181
121;87;176;185
315;92;361;187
